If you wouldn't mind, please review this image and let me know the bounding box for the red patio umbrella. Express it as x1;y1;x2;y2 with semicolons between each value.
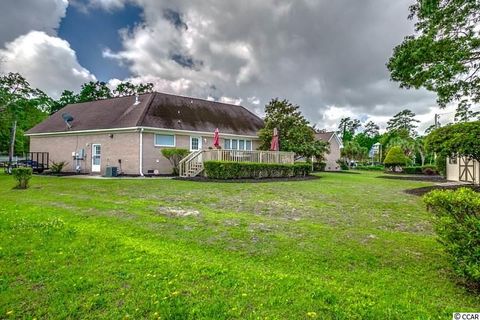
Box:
270;127;279;151
213;128;220;148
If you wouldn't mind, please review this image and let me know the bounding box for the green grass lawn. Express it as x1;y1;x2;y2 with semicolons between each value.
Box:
1;172;478;319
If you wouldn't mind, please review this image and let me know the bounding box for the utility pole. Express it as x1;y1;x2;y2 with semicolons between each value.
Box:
434;114;440;128
7;118;17;174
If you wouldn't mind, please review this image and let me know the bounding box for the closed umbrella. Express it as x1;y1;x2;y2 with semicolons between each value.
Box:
213;128;220;148
270;127;279;151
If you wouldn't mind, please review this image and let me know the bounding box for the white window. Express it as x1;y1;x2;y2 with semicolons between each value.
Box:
155;134;175;147
223;139;253;150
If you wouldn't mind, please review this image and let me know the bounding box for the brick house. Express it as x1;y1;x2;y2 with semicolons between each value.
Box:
26;92;264;175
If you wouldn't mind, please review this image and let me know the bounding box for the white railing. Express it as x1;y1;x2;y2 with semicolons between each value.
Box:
179;149;295;177
203;150;295;164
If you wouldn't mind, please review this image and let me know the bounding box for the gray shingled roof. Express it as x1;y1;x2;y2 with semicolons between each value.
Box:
27;92;264;136
315;131;335;142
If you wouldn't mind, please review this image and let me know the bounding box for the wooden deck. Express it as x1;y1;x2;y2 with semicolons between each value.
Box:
179;150;295;177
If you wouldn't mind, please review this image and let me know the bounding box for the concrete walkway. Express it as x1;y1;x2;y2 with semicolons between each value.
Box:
436;180;474;186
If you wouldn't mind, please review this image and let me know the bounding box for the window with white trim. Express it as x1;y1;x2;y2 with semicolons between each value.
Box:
154;134;175;147
224;138;253;150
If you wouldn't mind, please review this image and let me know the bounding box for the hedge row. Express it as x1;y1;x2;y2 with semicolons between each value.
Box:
203;161;311;179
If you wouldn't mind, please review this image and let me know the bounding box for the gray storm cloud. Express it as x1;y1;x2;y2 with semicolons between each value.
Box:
0;0;441;131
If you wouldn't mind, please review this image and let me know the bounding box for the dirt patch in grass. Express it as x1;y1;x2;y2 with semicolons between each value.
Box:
156;206;201;217
173;175;320;183
405;185;480;196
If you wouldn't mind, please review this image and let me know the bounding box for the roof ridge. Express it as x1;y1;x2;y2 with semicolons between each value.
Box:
136;92;157;126
153;91;252;109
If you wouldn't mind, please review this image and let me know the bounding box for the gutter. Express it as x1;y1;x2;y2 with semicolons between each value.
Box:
26;126;259;139
139;128;144;177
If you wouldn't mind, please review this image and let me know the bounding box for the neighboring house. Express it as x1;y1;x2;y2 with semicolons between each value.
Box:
446;156;479;185
26;92;264;175
314;131;342;171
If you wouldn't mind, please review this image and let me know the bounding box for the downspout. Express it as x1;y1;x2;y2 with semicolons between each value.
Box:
139;128;144;176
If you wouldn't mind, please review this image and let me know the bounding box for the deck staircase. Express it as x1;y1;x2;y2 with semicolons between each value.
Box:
179;150;204;177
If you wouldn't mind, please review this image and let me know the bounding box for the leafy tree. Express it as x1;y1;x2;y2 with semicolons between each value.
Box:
384;146;409;172
0;73;50;168
424;124;438;135
341;140;368;167
363;120;380;137
161;148;189;175
388;0;480;113
77;81;112;102
259;98;329;159
50;90;78;114
386;109;419;136
425;121;480;162
353;132;380;155
338;117;361;143
51;81;155;113
454;103;479;122
114;82;154;97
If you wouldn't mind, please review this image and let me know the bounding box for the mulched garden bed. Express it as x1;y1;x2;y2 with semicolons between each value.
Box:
174;175;320;183
38;172;90;177
405;184;480;197
377;174;447;183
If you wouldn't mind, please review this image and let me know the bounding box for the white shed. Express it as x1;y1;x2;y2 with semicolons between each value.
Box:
446;157;479;185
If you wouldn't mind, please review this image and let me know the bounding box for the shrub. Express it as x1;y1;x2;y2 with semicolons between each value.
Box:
12;167;33;189
384;146;408;171
336;160;349;170
403;166;423;174
424;188;480;287
313;162;326;172
161;148;189;175
421;165;438;175
50;161;68;174
203;161;311;179
435;154;447;177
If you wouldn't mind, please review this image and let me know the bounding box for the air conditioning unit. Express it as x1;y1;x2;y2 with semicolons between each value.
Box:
105;166;118;177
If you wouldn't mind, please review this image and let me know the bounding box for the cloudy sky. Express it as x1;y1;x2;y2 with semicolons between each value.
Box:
0;0;458;132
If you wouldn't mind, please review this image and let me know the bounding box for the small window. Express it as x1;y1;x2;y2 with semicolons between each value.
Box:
224;139;231;149
155;134;175;147
246;140;252;151
239;140;245;150
231;139;238;150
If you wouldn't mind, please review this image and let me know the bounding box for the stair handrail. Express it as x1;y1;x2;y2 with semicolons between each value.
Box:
179;150;203;177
